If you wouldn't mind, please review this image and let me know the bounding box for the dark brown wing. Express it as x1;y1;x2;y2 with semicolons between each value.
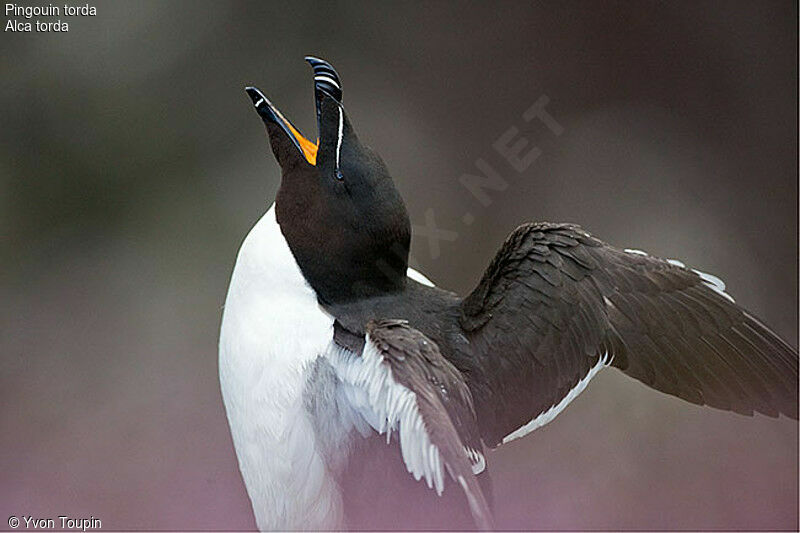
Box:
461;223;798;447
333;319;493;530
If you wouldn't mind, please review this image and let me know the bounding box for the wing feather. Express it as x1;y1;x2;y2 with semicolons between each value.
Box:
328;319;493;530
461;223;798;446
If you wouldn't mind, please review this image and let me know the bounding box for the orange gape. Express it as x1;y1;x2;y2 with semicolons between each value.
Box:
286;122;319;165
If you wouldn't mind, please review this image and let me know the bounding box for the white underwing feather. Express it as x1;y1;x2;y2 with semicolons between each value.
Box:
407;267;435;287
692;268;735;303
624;248;735;302
328;337;447;495
465;446;486;474
502;351;613;444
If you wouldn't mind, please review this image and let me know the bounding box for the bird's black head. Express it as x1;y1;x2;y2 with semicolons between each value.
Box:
246;57;411;305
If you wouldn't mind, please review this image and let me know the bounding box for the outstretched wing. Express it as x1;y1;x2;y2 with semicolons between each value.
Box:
328;319;493;530
461;222;798;447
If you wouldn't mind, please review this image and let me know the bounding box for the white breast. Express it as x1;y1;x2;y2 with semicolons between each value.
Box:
218;205;343;531
219;204;436;530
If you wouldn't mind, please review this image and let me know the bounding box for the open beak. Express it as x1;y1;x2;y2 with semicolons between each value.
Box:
246;57;343;168
245;86;319;165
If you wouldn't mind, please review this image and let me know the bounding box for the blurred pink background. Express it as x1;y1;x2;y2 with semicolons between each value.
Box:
2;1;796;530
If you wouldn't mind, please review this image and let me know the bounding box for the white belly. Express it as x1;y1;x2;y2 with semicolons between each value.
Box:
218;206;343;530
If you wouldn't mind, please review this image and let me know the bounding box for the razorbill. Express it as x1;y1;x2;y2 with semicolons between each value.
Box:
219;57;798;531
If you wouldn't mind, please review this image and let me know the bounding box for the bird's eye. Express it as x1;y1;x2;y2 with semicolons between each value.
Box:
336;170;344;180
